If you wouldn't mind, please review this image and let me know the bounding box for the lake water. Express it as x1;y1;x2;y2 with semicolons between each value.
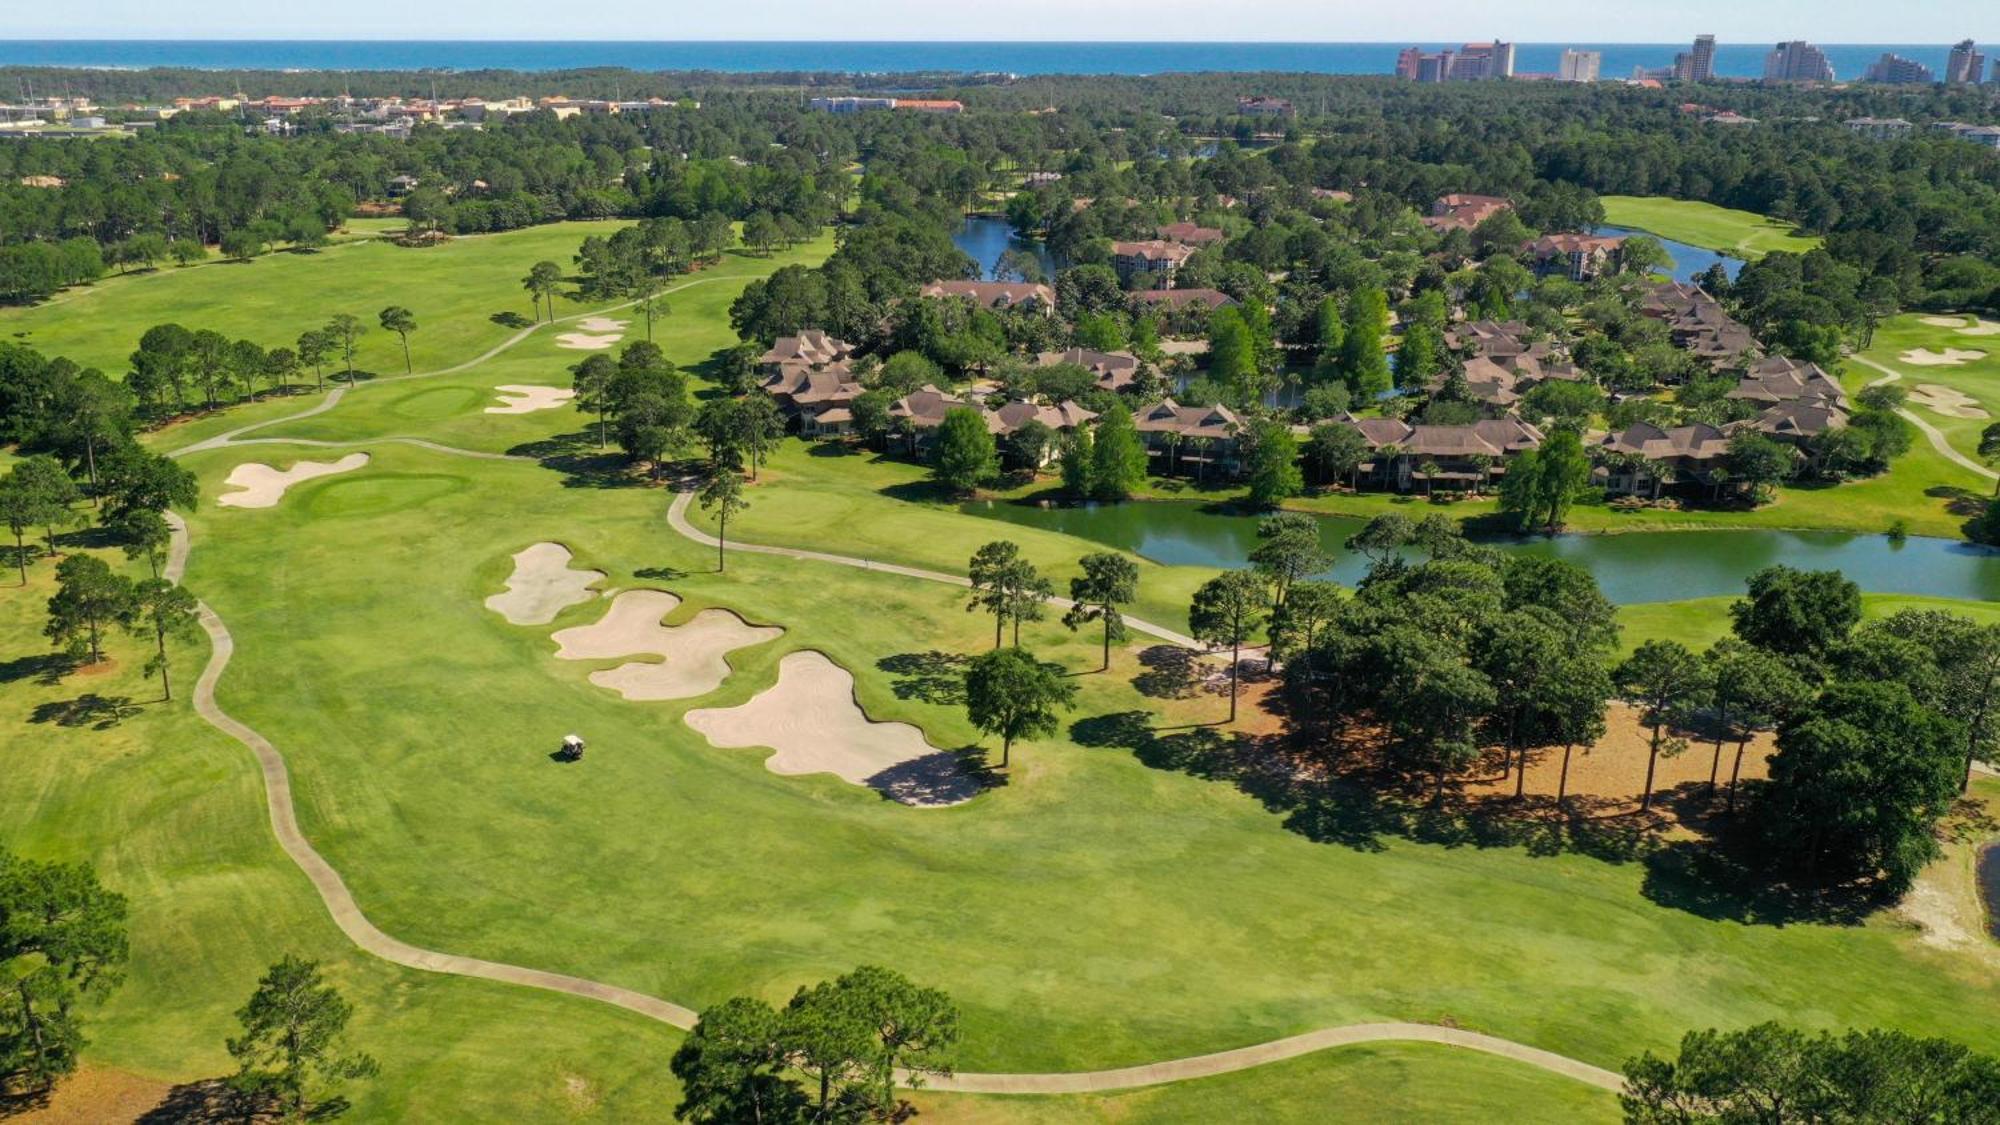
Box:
959;499;2000;606
1597;225;1745;283
952;216;1056;281
0;41;1966;81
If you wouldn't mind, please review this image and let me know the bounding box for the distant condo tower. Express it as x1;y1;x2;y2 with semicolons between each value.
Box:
1449;41;1515;81
1864;53;1935;85
1396;44;1511;82
1558;49;1601;83
1673;34;1718;82
1763;41;1835;84
1945;40;1986;85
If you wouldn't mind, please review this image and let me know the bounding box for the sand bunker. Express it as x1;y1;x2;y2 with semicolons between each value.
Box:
486;384;576;414
575;316;629;333
1899;347;1988;367
551;590;781;701
1920;315;1973;328
686;650;982;806
1959;319;2000;337
217;453;369;508
1907;384;1990;419
485;542;603;625
555;333;621;350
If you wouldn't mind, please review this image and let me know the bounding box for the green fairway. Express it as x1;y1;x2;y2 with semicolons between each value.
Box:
10;211;2000;1123
159;431;2000;1080
1857;313;2000;462
1599;196;1823;260
0;220;630;377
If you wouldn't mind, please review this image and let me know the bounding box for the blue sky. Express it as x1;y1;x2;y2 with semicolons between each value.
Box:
18;0;1998;42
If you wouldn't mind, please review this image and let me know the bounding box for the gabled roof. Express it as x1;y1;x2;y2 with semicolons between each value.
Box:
1110;240;1197;266
1134;399;1242;440
1037;347;1141;391
920;280;1056;308
1756;401;1847;438
1597;421;1735;461
760;330;853;367
1156;222;1226;246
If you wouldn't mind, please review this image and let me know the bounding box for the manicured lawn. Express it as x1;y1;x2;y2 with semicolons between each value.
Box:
247;236;835;454
1615;592;2000;657
12;220;2000;1121
0;220;630;377
160;435;2000;1084
0;543;685;1119
1599;196;1823;260
1858;313;2000;462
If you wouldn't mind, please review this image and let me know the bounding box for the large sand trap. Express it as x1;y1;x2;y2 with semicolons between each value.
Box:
1900;347;1988;367
485;542;603;625
575;316;629;333
555;333;621;350
217;453;369;508
1959;318;2000;337
551;590;781;701
1921;315;1974;328
486;384;576;414
686;650;981;806
1908;384;1990;419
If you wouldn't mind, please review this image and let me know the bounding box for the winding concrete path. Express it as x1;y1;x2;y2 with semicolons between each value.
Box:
666;489;1202;650
1851;356;1998;483
151;307;1627;1097
164;494;1622;1096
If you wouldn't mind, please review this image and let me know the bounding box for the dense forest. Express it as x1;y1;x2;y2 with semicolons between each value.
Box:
3;73;1997;310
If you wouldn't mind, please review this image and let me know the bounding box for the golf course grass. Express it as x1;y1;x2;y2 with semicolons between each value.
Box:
1858;313;2000;463
6;217;1999;1121
1599;196;1823;260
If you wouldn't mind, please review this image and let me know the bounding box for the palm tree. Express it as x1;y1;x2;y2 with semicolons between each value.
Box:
1419;458;1442;498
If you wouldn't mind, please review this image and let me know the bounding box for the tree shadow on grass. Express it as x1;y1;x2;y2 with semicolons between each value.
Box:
866;747;999;806
1927;484;1989;519
507;430;640;490
877;650;969;706
633;565;691;582
0;651;73;687
878;479;960;505
490;311;534;329
31;693;140;730
132;1078;349;1123
1131;644;1201;700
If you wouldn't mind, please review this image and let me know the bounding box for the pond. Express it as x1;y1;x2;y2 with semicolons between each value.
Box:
1596;224;1745;284
952;216;1056;282
1981;844;2000;942
958;499;2000;606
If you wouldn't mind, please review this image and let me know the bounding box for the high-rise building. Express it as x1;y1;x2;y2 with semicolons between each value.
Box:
1418;51;1455;83
1864;53;1935;85
1394;48;1457;82
1946;40;1986;85
1558;50;1602;83
1674;35;1718;82
1763;41;1836;83
1449;41;1516;81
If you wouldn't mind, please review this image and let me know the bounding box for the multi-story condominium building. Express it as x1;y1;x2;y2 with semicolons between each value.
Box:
1863;53;1934;85
1764;41;1835;83
1558;50;1601;83
1946;40;1986;85
1675;35;1718;82
1449;41;1516;80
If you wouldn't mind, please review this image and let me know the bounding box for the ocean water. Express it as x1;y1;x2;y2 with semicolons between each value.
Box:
0;40;1976;80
